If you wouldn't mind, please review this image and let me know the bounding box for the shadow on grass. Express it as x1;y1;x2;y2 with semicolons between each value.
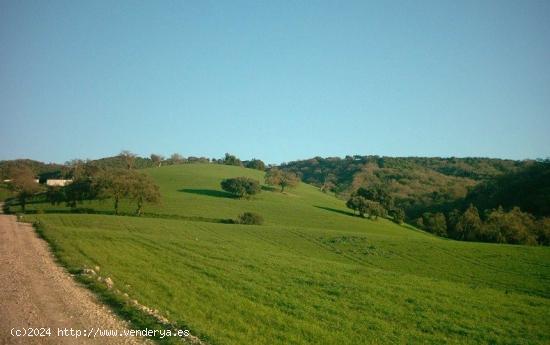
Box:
14;207;235;224
261;185;277;192
400;223;448;238
12;208;115;216
178;188;235;199
314;205;357;217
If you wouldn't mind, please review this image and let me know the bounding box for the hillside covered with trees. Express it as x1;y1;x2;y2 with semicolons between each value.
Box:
279;156;550;245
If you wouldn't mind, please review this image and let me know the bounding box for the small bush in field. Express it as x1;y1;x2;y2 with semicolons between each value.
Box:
236;212;263;225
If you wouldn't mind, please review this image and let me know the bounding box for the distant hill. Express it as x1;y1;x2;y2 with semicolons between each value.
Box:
4;154;547;219
278;156;545;217
89;155;155;170
0;159;66;180
0;156;156;180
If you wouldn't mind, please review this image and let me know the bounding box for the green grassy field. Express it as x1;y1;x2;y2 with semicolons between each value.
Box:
21;164;550;344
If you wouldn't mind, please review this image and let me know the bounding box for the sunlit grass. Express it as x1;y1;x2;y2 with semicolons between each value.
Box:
21;164;550;344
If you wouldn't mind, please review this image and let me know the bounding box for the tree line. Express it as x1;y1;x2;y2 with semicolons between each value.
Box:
343;179;549;245
7;162;160;216
280;156;550;246
416;205;549;245
148;152;270;172
345;185;405;223
3;150;270;214
0;151;269;183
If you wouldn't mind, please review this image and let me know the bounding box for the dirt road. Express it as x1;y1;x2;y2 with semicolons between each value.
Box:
0;212;146;344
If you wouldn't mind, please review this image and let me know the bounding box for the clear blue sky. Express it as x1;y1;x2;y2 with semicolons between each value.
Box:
1;0;549;164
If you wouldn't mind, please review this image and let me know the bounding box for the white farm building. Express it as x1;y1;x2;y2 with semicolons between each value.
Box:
46;179;73;187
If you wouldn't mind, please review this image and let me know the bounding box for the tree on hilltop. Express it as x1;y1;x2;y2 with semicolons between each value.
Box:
119;150;137;170
170;153;184;164
245;159;266;171
150;154;164;167
223;153;242;166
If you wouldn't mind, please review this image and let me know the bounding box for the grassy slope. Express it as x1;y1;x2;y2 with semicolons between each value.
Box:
23;164;550;344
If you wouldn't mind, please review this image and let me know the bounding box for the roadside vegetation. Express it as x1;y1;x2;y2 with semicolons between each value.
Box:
4;154;161;217
7;166;43;212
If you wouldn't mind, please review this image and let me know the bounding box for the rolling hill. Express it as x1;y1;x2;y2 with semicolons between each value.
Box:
18;164;550;344
277;156;547;218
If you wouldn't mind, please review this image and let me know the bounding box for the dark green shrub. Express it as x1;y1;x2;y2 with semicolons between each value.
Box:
346;196;386;219
221;177;261;198
46;186;65;205
236;212;263;225
245;159;266;171
390;208;405;224
422;212;448;236
223;153;242;166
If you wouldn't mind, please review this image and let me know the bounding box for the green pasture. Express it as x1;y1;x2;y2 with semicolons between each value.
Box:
19;164;550;344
